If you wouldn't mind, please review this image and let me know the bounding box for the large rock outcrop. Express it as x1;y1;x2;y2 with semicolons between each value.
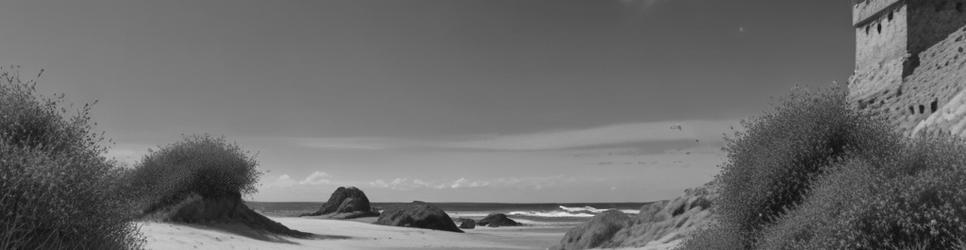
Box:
553;182;717;250
477;213;521;227
300;186;379;219
145;191;312;238
374;201;463;233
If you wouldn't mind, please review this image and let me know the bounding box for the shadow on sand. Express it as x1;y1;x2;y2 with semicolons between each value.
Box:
179;222;352;245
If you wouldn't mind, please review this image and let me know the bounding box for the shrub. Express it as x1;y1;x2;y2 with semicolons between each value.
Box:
681;222;747;250
757;137;966;249
682;86;901;249
683;84;966;250
0;67;143;249
0;69;103;156
753;158;881;249
130;134;261;211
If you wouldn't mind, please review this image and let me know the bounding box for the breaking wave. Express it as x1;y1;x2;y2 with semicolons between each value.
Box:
506;206;639;218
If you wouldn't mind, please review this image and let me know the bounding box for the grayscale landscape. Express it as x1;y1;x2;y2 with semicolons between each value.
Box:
4;0;966;249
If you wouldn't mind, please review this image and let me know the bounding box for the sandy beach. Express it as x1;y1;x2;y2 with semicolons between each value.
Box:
139;217;569;250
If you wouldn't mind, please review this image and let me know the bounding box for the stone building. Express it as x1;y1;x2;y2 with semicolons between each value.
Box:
850;0;966;137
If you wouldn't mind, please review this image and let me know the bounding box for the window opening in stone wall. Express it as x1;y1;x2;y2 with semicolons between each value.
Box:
877;23;882;33
888;11;894;21
931;100;939;113
910;106;916;114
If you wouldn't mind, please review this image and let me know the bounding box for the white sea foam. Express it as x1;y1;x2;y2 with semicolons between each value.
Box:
507;218;584;226
447;212;491;218
558;205;609;213
505;207;639;218
446;206;640;220
507;210;596;218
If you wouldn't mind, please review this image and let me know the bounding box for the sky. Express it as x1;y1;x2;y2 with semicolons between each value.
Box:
0;0;855;202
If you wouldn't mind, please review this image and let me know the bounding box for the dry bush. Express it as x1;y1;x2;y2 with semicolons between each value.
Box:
0;67;143;249
681;86;899;249
682;85;966;250
130;134;261;212
757;137;966;250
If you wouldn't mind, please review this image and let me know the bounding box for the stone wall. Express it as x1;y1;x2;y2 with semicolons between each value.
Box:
908;0;966;74
904;25;966;137
856;24;966;136
853;0;903;25
851;4;908;101
851;0;966;137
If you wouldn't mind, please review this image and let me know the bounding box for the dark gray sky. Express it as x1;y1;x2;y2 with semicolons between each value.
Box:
0;0;855;202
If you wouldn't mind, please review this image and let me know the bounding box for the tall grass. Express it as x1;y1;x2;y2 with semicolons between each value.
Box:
0;67;143;249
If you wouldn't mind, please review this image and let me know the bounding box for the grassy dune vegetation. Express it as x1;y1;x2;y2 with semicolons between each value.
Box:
128;134;261;215
0;68;143;249
683;86;966;250
0;68;267;249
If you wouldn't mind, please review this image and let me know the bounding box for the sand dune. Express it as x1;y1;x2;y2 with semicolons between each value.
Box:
140;217;565;250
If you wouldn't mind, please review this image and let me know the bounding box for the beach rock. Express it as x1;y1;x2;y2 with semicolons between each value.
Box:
374;201;463;233
477;213;521;227
553;210;632;250
145;191;312;238
458;218;476;229
300;186;379;219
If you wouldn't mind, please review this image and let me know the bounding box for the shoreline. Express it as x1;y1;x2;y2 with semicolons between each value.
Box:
140;216;569;250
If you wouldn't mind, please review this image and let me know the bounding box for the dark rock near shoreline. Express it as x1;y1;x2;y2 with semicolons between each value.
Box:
457;218;476;229
374;201;463;233
477;213;521;227
300;186;379;219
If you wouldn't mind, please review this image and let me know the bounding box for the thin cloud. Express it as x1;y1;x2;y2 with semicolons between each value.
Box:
443;120;737;151
265;174;298;188
450;177;490;189
619;0;673;9
293;137;390;150
291;119;738;152
368;178;434;191
299;171;333;185
264;171;335;188
367;175;587;191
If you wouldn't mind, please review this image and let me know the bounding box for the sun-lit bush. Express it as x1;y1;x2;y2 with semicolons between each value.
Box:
0;68;143;249
130;134;261;211
681;86;901;249
682;85;966;249
757;137;966;249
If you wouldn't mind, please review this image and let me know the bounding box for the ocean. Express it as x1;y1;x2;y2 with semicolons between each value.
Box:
246;201;655;227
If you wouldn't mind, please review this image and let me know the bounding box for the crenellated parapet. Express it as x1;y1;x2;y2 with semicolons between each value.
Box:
853;0;904;26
